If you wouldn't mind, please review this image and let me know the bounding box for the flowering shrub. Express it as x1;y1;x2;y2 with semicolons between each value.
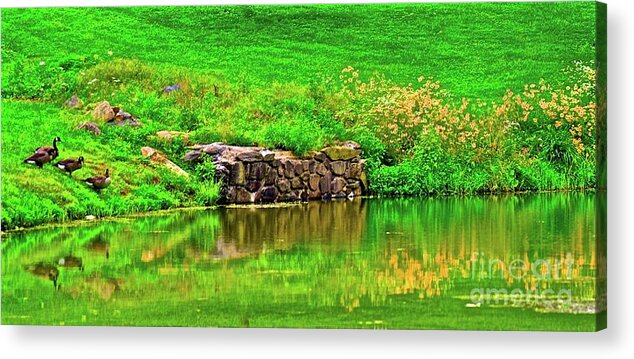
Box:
337;63;597;194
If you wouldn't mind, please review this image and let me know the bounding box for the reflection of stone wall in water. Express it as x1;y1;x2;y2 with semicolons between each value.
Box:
214;200;368;255
183;142;368;204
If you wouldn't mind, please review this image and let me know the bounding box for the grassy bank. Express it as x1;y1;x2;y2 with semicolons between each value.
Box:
1;100;221;230
1;3;600;229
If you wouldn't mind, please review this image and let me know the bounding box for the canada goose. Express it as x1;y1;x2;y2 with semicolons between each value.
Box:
58;255;84;271
23;148;56;168
85;168;111;191
24;262;59;290
56;156;84;176
34;136;62;160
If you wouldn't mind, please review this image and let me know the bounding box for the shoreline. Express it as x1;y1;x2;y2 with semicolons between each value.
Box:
0;188;599;236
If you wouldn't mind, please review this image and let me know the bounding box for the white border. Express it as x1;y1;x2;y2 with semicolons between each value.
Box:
1;1;633;358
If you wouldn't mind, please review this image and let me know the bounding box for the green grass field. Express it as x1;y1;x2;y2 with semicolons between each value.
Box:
2;3;596;100
1;2;602;229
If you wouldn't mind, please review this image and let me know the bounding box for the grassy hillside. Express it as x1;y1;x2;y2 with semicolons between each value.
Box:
0;100;220;229
1;2;600;229
1;2;596;100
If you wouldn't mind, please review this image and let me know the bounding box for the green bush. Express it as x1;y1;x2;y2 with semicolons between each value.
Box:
194;181;221;207
194;156;217;183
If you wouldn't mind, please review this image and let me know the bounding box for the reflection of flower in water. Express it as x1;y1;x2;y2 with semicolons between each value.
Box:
337;243;599;313
339;250;453;312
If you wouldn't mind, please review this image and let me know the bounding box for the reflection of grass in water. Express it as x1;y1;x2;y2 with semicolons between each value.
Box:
2;195;599;330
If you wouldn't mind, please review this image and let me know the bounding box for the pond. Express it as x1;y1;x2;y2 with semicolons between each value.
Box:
1;193;605;330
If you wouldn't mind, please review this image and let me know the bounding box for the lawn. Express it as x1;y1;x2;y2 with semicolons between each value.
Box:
1;2;596;100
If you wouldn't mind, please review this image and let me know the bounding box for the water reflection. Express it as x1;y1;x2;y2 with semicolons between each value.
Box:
1;193;602;328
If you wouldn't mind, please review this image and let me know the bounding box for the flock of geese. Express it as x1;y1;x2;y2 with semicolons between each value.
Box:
23;136;111;191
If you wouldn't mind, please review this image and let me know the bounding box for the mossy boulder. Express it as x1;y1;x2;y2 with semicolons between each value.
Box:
322;146;361;161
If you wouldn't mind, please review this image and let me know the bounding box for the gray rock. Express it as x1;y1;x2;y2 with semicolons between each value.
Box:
345;163;363;179
283;160;295;178
309;174;320;191
331;161;347;176
276;178;291;193
65;95;84;109
322;145;361;161
260;150;275;161
92;101;115;121
259;186;278;202
237;151;264;162
247;162;268;180
294;161;304;176
346;180;360;189
235;187;252;203
245;180;262;192
319;172;332;193
291;177;303;189
183;150;202;163
314;152;328;162
279;192;299;202
224;187;237;203
76;122;101;135
308;189;321;199
230;162;246;185
264;167;277;185
316;163;329;176
202;143;227;156
215;164;230;180
331;177;346;193
300;171;310;184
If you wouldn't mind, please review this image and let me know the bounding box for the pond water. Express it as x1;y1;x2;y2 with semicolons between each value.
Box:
1;193;605;330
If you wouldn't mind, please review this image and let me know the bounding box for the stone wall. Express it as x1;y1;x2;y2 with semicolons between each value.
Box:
184;142;367;204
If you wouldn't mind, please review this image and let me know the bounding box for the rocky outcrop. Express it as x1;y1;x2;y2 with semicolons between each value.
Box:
183;142;366;204
142;147;189;178
91;101;141;126
92;101;116;121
